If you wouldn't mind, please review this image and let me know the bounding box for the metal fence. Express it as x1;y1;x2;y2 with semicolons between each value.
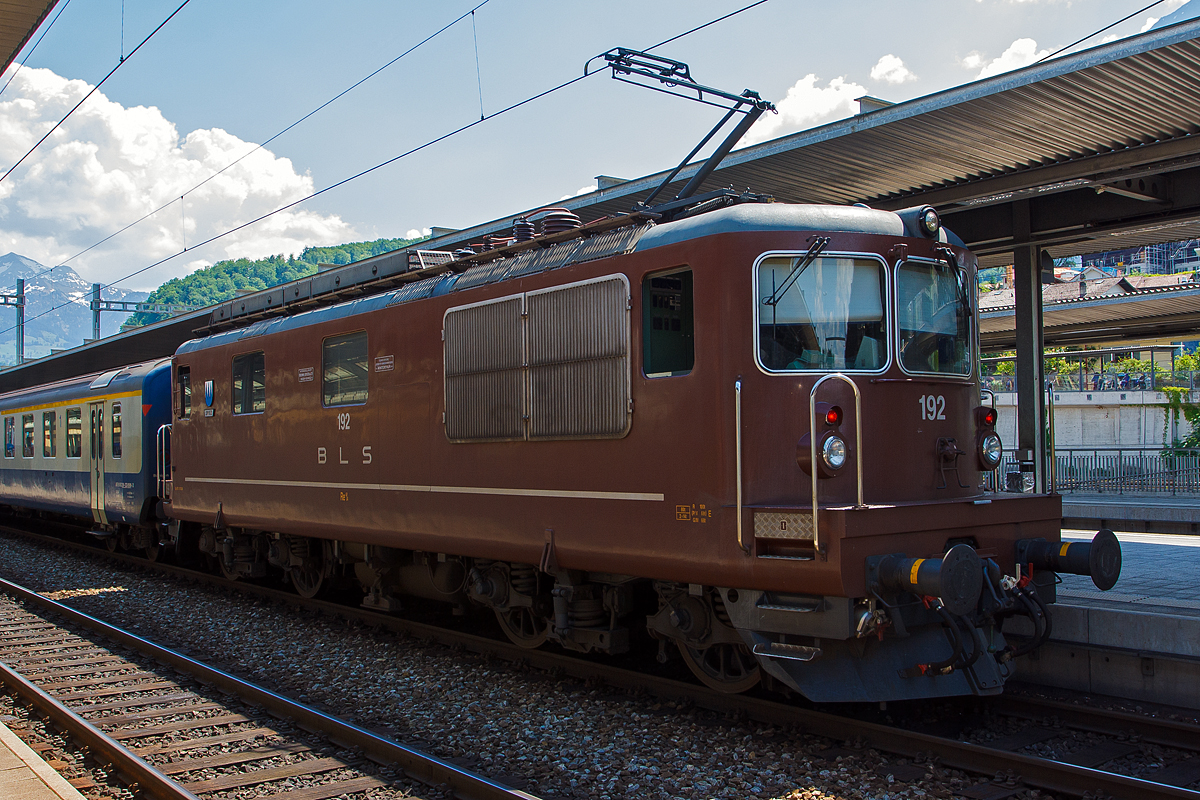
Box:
982;371;1200;393
989;447;1200;495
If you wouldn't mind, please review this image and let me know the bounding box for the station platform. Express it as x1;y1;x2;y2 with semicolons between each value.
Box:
1012;529;1200;709
0;720;84;800
1061;493;1200;535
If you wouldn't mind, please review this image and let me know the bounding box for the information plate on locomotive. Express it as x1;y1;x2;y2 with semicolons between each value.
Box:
754;512;815;540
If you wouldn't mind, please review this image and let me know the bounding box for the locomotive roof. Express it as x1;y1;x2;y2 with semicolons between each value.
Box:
0;358;169;413
633;203;963;252
177;202;963;356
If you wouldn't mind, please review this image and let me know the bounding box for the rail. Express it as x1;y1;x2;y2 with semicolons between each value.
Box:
156;423;171;501
808;373;863;550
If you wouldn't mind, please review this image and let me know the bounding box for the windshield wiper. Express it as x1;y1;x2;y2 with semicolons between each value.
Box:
763;236;829;306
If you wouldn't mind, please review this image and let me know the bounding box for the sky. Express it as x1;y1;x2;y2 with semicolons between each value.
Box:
0;0;1197;292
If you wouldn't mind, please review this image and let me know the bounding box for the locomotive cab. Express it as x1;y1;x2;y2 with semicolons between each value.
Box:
640;201;1125;702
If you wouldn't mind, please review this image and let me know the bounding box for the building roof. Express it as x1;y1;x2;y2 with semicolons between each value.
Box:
1;0;58;74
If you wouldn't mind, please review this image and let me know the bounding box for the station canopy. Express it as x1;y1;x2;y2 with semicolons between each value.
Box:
7;17;1200;388
1;0;58;74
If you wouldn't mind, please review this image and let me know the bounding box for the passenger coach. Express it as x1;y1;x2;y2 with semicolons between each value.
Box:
0;360;172;555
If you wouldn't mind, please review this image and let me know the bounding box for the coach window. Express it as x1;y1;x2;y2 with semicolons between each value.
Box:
323;332;368;406
111;403;122;458
177;367;192;419
21;415;33;458
43;412;56;458
757;255;886;372
642;269;694;377
3;417;12;458
66;409;82;458
232;351;266;414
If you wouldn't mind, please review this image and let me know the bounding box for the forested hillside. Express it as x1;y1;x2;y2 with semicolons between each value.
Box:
129;236;420;326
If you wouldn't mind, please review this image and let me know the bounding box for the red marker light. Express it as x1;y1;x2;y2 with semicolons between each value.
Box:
983;408;997;427
826;406;843;426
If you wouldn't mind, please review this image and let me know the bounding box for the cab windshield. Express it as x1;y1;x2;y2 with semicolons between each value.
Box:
897;259;971;375
757;255;886;371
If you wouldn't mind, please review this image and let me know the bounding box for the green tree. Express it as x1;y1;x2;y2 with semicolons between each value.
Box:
127;235;424;326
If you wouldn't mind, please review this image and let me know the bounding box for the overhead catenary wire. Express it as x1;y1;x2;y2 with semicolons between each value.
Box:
1037;0;1169;63
4;0;495;291
0;0;773;341
0;0;75;100
0;0;193;185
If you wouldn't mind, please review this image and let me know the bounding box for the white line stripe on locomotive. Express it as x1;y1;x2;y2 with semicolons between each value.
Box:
183;477;664;502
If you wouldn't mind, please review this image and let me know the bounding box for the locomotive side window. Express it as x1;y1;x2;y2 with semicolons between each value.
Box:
111;403;122;458
66;409;82;458
757;255;886;372
323;331;369;407
232;351;266;414
43;412;56;458
21;414;33;458
3;417;12;458
177;367;192;419
642;269;694;377
897;259;971;376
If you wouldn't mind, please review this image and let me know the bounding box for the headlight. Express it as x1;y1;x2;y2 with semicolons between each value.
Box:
919;206;940;237
821;435;848;471
979;431;1002;470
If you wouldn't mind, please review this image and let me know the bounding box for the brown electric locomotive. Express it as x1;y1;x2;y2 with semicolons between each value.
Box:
160;199;1122;703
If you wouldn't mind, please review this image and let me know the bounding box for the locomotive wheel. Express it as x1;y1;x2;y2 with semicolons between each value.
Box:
104;536;118;552
678;641;761;694
218;555;240;582
494;607;549;649
291;564;324;599
144;540;160;562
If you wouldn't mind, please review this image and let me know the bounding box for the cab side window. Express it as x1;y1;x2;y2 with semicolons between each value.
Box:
177;367;192;419
66;408;82;458
232;351;266;414
642;269;694;377
111;403;122;458
43;412;56;458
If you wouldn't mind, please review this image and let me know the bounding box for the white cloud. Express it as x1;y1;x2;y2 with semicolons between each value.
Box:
870;54;916;84
744;74;868;145
974;38;1050;78
558;183;595;202
961;52;985;70
0;65;355;290
405;227;431;240
1142;16;1162;31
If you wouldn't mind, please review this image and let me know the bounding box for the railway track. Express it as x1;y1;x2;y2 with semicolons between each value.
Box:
0;573;539;800
3;522;1199;800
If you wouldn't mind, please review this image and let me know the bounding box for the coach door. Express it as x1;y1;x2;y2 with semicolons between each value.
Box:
88;402;107;525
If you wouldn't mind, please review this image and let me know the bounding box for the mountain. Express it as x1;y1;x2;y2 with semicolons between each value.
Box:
0;253;148;365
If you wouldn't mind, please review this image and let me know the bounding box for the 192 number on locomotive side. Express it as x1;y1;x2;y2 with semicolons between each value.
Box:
919;395;946;420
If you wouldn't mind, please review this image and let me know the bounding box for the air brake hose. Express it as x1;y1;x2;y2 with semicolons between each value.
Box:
900;603;965;678
1021;585;1053;648
953;615;983;669
1002;590;1046;660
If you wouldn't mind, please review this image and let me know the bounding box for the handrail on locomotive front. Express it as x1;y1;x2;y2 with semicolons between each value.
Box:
156;424;172;501
735;378;749;554
809;373;864;550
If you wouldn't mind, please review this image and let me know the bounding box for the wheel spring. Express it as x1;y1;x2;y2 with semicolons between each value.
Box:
712;591;732;627
569;596;605;628
288;537;309;562
510;564;537;595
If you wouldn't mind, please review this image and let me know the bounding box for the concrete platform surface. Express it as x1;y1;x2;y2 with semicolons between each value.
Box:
0;720;84;800
1061;493;1200;534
